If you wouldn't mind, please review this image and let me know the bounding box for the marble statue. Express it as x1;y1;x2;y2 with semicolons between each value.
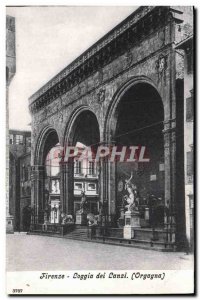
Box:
87;213;98;226
123;172;138;212
51;179;60;194
60;212;74;224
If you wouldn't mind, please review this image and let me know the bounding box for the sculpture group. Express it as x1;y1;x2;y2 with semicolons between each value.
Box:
123;172;139;212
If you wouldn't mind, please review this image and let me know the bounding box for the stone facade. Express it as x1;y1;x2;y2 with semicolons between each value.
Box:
6;15;16;233
29;6;193;249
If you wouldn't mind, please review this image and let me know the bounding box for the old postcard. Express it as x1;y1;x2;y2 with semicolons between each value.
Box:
6;5;194;295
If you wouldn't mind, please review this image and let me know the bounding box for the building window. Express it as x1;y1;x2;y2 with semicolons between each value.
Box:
74;182;83;190
9;134;14;144
22;165;25;181
186;91;194;122
28;165;31;180
186;48;193;74
187;150;193;183
16;134;23;145
74;160;82;174
25;166;28;181
87;183;96;191
26;186;31;196
26;136;31;148
88;161;95;175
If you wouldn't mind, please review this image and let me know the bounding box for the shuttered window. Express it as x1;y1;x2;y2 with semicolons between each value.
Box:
187;150;193;177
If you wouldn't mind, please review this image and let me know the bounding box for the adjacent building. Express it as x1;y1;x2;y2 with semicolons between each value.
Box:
6;15;16;233
44;143;99;221
176;34;194;251
9;130;31;231
73;154;99;215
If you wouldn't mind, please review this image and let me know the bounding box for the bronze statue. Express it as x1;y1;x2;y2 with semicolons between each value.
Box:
77;190;87;213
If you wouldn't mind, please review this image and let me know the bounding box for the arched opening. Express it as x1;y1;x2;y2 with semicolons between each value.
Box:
65;110;100;220
112;82;165;228
35;128;61;224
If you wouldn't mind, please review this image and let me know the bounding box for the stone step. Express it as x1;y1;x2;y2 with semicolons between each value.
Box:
67;234;88;238
92;235;176;251
29;231;176;252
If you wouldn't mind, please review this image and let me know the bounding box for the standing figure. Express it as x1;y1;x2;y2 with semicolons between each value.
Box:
79;190;87;213
22;204;32;231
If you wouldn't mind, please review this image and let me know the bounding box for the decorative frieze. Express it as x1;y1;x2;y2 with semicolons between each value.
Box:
156;53;168;83
125;49;133;67
29;6;183;114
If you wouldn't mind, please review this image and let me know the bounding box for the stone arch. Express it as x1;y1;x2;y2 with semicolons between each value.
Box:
63;105;100;146
102;75;174;225
34;125;60;166
61;105;101;215
32;125;60;224
104;76;163;142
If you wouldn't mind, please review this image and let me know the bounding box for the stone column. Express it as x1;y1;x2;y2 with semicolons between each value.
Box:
61;160;74;215
108;158;116;217
100;140;116;224
60;162;66;213
163;118;176;242
31;165;45;224
100;154;109;213
97;149;107;227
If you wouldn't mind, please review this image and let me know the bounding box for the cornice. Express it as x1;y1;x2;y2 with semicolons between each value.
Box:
29;6;183;114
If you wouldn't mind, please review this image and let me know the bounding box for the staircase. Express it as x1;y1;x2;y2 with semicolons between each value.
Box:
64;226;89;241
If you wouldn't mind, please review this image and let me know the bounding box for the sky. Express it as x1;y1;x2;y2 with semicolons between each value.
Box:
6;6;137;131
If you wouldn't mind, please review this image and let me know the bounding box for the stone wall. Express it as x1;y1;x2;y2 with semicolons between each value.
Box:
31;11;176;157
6;15;16;85
29;7;194;247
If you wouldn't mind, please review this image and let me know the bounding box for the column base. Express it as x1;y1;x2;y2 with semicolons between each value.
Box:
6;215;14;233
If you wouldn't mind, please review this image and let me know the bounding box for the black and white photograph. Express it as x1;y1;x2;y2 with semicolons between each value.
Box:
5;4;194;295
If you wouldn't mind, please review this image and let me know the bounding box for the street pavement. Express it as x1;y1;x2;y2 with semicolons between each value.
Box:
6;233;194;271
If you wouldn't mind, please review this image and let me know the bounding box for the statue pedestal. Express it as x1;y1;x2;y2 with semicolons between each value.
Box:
123;210;141;239
76;212;87;225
